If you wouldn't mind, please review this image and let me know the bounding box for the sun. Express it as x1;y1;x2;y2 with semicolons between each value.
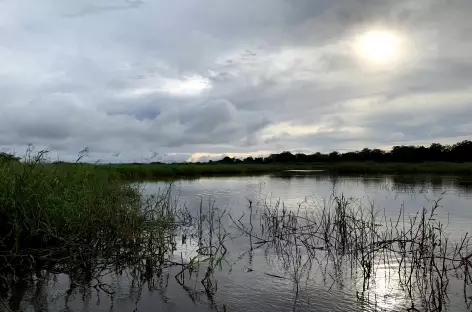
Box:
354;29;402;65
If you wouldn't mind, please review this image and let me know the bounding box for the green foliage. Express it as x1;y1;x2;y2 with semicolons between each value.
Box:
97;163;323;179
0;152;145;253
86;162;472;179
0;153;227;300
0;152;20;163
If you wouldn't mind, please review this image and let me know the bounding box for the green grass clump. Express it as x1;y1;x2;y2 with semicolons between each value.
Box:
0;152;225;300
0;153;146;255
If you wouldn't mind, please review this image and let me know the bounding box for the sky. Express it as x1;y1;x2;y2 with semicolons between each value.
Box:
1;0;471;163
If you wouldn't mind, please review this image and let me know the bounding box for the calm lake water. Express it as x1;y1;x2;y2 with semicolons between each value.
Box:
5;174;472;312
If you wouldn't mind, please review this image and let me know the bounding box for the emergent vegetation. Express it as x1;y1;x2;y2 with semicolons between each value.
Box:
234;192;472;311
0;150;226;304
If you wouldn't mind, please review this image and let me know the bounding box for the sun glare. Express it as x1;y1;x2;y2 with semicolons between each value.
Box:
355;29;403;65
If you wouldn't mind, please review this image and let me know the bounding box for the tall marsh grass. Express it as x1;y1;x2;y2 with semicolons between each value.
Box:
0;151;144;253
0;152;229;311
0;151;185;294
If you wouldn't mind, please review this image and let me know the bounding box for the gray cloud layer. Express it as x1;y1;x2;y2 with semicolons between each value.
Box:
0;0;471;162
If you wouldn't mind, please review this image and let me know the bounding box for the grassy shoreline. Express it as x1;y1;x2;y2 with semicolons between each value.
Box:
0;155;227;306
85;162;472;179
0;154;179;285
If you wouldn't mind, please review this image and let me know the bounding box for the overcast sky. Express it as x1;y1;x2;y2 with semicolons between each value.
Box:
1;0;471;162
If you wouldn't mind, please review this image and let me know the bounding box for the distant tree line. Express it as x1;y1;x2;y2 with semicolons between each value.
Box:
214;140;472;164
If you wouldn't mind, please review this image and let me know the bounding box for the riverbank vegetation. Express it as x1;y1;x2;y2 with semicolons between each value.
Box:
0;151;181;291
1;151;142;253
58;140;472;178
217;140;472;164
4;140;472;180
0;151;228;311
97;161;472;179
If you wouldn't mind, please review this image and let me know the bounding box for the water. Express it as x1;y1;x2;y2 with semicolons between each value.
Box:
3;174;472;312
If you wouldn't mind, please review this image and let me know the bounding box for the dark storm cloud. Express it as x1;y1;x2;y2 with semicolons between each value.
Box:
0;0;471;162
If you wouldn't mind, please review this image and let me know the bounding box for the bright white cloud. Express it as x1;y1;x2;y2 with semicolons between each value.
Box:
159;75;212;96
120;75;211;98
